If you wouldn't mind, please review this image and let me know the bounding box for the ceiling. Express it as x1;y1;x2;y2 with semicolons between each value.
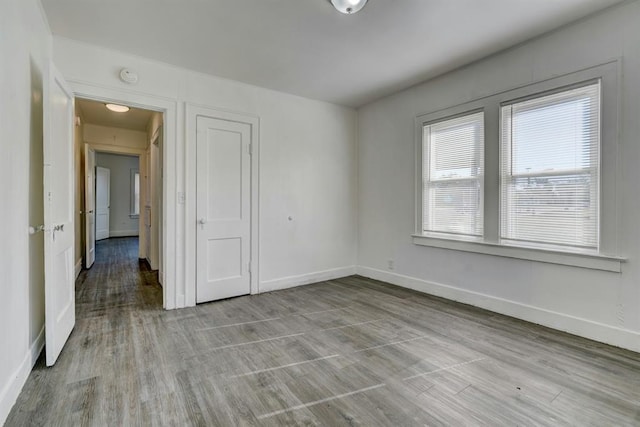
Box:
42;0;622;107
76;98;153;131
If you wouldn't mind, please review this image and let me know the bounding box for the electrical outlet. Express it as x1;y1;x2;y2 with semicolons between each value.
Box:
387;260;394;270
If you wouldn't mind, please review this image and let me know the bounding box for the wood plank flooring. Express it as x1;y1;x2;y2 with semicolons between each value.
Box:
6;237;640;426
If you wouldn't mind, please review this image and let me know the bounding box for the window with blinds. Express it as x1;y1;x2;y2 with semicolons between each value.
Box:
423;111;484;237
500;82;600;250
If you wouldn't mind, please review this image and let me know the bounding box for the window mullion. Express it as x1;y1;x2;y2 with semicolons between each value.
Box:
484;102;500;243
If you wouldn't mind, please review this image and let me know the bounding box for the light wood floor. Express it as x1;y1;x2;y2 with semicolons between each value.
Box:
6;237;640;426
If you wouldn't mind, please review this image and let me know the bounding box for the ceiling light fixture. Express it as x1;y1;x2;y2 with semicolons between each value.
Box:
105;103;130;113
329;0;368;14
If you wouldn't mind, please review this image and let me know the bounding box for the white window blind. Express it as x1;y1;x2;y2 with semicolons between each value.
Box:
423;111;484;237
500;82;600;250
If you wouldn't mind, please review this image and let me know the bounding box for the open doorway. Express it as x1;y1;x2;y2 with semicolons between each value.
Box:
74;98;164;306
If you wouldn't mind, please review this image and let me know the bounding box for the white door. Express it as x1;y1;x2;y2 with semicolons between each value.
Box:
43;63;75;366
96;166;110;240
196;116;251;303
84;145;96;268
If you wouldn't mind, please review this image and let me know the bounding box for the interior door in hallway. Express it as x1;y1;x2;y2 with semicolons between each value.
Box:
43;63;75;366
95;166;110;240
196;116;251;303
84;145;96;268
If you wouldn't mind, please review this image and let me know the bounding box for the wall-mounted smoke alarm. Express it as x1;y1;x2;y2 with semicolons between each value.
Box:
119;68;139;84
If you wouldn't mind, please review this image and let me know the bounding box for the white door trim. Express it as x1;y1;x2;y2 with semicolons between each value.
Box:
87;143;146;157
84;145;96;268
185;104;260;306
68;80;178;310
95;166;111;241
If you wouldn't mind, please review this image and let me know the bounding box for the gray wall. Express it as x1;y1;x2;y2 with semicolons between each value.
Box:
357;1;640;352
96;153;140;237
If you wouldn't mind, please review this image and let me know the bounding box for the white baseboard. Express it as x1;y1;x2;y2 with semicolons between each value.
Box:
0;327;44;426
260;266;356;293
109;230;139;238
357;266;640;353
75;258;82;279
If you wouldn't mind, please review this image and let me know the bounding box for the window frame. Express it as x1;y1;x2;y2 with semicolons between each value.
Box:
413;61;624;272
500;80;601;251
422;109;485;238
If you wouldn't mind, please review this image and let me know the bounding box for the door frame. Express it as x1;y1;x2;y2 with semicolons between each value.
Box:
95;166;111;240
186;104;260;306
69;81;178;310
84;144;96;268
87;147;145;246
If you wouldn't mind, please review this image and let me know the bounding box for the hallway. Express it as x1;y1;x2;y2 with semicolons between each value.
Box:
77;237;162;315
6;237;164;425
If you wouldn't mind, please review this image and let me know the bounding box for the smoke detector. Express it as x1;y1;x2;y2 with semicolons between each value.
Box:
119;68;139;84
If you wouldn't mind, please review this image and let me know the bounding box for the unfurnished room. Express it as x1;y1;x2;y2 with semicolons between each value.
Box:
1;0;639;425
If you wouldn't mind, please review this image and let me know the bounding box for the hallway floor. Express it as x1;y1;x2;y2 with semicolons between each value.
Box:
6;237;640;426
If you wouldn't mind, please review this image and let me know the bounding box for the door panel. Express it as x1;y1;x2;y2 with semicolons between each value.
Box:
96;166;110;240
196;116;251;303
207;237;242;281
84;145;96;268
44;63;75;366
207;128;243;219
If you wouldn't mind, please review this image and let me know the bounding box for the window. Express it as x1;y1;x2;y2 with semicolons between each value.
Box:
130;169;140;217
414;62;622;271
501;82;600;250
423;111;484;238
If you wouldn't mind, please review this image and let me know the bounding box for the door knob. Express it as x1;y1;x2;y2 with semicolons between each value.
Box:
53;224;64;240
198;218;206;230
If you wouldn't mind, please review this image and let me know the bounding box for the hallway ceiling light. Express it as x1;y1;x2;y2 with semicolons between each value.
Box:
105;103;130;113
329;0;368;14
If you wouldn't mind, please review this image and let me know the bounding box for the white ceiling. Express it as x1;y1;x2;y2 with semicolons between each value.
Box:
41;0;622;107
76;98;153;131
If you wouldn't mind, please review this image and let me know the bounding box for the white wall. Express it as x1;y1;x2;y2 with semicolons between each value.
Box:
96;153;140;237
84;123;148;151
0;0;51;423
52;36;358;300
357;1;640;352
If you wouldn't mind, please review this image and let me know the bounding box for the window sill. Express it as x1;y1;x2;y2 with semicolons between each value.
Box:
412;234;625;272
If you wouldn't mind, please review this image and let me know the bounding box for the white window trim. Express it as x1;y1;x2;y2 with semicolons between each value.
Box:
500;81;601;250
414;61;625;272
422;109;485;238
